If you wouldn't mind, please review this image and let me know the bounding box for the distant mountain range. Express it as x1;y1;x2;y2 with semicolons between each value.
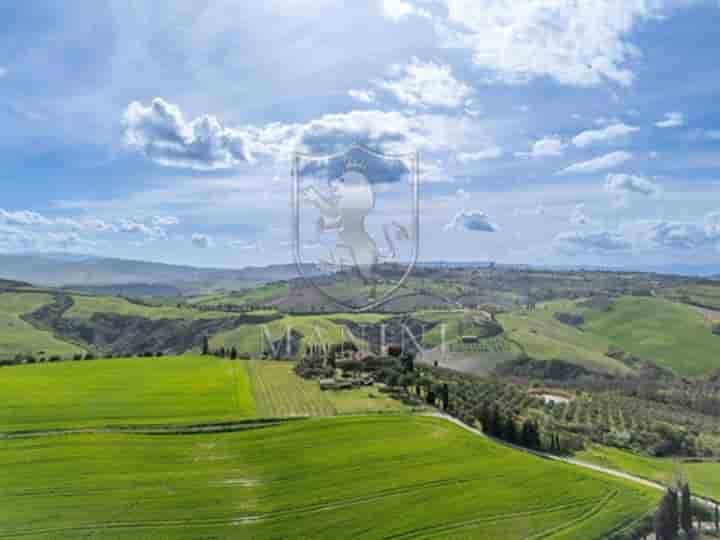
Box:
0;253;319;296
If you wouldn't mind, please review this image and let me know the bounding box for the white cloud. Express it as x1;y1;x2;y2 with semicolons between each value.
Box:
191;233;215;249
516;136;564;158
569;204;595;226
378;58;472;108
0;67;6;78
555;213;720;255
123;98;254;170
151;215;180;227
382;0;430;19
119;219;166;238
512;204;545;217
557;151;632;175
456;188;470;200
46;232;97;250
443;210;499;232
0;209;51;226
228;239;263;251
572;123;639;147
655;112;685;128
435;0;665;87
348;89;377;103
604;173;658;196
55;217;118;233
457;146;502;162
554;230;631;253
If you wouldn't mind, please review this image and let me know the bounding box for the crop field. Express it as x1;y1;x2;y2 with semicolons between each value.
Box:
0;355;255;432
580;297;720;376
210;312;388;357
0;291;85;361
578;445;720;502
0;416;658;539
0;356;406;433
245;360;407;417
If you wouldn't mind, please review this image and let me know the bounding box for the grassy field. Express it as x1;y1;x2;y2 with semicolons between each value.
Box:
664;283;720;310
0;291;85;361
497;303;631;375
0;415;658;539
581;296;720;376
64;295;237;320
0;356;406;432
245;360;407;417
578;445;720;502
0;355;255;432
210;312;388;357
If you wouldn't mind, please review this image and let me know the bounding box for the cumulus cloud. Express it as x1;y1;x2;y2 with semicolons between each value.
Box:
516;136;565;158
572;123;639;147
435;0;666;87
123;98;254;170
191;233;215;249
0;209;51;226
228;239;263;251
655;112;685;128
604;173;658;196
348;89;377;103
457;146;502;162
46;232;97;250
557;151;632;175
377;58;472;108
443;210;499;232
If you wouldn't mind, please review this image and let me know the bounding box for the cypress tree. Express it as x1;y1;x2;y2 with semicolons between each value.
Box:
680;482;692;536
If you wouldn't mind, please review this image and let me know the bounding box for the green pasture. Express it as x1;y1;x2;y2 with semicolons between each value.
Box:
0;291;85;360
0;415;658;539
578;445;720;502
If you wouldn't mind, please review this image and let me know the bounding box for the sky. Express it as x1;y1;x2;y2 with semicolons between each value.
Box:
1;0;720;270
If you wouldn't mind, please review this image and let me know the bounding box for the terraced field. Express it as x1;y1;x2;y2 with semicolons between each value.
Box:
578;445;720;502
0;291;85;361
0;416;658;539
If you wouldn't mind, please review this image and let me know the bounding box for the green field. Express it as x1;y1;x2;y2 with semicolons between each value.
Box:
578;445;720;502
210;312;388;357
245;360;407;417
0;291;85;361
497;303;631;375
580;296;720;376
0;355;255;432
0;416;658;539
0;356;406;433
64;295;237;320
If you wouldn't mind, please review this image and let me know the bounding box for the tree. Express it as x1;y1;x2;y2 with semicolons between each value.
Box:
655;488;679;540
441;383;449;410
230;347;238;360
680;482;692;537
502;417;518;444
202;335;209;355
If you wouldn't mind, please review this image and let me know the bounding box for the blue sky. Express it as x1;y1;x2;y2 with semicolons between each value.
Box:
1;0;720;269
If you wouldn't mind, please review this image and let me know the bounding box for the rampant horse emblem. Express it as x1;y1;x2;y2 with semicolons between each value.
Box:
292;144;419;311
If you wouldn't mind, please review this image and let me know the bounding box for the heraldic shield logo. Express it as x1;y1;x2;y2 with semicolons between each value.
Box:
292;144;419;311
